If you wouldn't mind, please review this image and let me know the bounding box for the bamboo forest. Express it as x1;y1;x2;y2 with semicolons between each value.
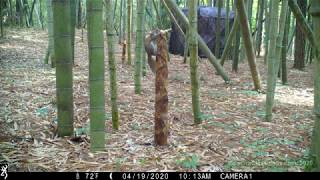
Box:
1;0;320;173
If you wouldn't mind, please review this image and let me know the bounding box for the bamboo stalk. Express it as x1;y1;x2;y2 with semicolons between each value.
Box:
235;0;262;91
220;13;239;66
52;0;74;137
161;0;230;83
134;0;146;94
87;0;106;151
265;0;280;121
288;0;319;55
105;0;120;130
310;0;320;170
188;0;201;124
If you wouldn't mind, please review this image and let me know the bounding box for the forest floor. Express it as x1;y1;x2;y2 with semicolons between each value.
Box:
0;28;315;172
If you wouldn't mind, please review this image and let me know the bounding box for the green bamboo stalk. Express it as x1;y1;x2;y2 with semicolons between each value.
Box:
142;45;147;76
134;0;146;94
265;0;280;121
220;13;239;66
235;0;262;91
225;0;230;37
118;0;123;43
215;0;223;58
188;0;201;124
161;0;188;63
310;0;320;170
46;0;55;67
271;0;289;116
122;0;126;42
183;30;189;63
70;0;76;65
8;0;13;25
34;0;43;27
282;9;291;85
274;0;288;78
264;0;271;64
105;0;120;130
113;0;117;20
1;0;4;37
87;0;105;151
127;0;132;65
288;0;319;56
161;0;230;83
162;0;185;39
247;0;253;28
151;0;161;28
255;0;264;57
29;0;35;27
232;29;241;72
287;17;295;53
52;0;74;137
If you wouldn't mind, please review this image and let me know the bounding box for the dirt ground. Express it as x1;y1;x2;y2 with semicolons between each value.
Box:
0;28;315;172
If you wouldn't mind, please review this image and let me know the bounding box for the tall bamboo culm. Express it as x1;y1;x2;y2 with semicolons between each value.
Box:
311;0;320;171
87;0;105;151
134;0;146;94
265;0;280;121
52;0;74;137
188;0;201;124
127;0;132;65
235;0;262;91
105;0;120;130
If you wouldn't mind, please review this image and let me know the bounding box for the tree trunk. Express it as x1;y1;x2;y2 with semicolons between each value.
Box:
235;0;262;91
265;0;280;121
52;0;74;137
127;0;132;65
293;0;306;70
134;0;146;94
155;31;169;146
87;0;105;151
188;0;201;124
310;0;320;170
105;0;120;130
161;0;230;83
